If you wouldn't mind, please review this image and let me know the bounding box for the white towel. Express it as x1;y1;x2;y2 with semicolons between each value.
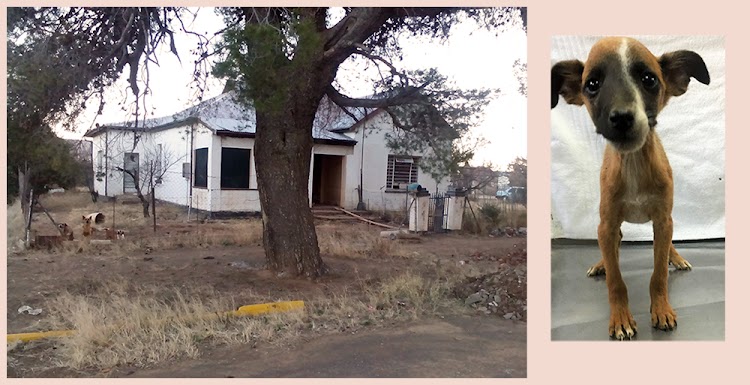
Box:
551;36;725;241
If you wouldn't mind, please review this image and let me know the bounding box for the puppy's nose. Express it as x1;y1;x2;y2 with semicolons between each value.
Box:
609;110;634;131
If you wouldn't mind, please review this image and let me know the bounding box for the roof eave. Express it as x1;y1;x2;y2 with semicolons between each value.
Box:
84;116;204;137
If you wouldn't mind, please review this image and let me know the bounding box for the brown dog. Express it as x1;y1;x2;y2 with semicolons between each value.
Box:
103;227;125;240
81;215;95;238
552;37;710;340
58;223;74;240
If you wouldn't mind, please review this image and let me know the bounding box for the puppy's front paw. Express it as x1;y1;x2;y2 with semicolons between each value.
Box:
609;306;637;340
669;254;692;270
587;259;606;276
651;301;677;330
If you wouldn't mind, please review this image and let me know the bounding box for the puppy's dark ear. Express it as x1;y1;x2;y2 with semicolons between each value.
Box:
551;60;585;108
659;50;710;97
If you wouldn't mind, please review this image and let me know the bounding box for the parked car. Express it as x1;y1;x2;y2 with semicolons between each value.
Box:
496;186;526;204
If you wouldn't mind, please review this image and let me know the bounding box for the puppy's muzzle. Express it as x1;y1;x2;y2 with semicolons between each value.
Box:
609;110;634;132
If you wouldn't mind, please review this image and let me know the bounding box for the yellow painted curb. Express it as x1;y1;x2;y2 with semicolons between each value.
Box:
228;300;305;317
7;300;305;344
6;330;75;343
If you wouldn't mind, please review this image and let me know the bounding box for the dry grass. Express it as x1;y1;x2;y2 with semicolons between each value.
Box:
11;268;461;373
377;210;409;226
365;267;459;316
35;191;187;234
308;265;461;329
316;224;414;259
40;191;96;212
112;220;264;254
24;190;264;256
463;200;527;234
21;279;302;371
22;219;264;257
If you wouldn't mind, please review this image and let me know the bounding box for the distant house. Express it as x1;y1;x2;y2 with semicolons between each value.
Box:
84;91;449;214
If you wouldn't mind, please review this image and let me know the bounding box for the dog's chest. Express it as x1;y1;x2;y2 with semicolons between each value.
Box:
619;156;654;224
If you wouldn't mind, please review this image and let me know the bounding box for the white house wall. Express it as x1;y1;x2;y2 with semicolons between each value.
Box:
91;112;449;215
343;111;449;212
190;124;214;212
214;136;261;212
91;124;194;208
90;129;133;197
149;125;192;206
90;134;108;196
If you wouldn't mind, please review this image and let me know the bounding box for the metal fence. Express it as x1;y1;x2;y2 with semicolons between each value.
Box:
427;192;448;233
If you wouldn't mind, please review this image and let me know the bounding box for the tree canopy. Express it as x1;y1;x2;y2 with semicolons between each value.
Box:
212;7;526;183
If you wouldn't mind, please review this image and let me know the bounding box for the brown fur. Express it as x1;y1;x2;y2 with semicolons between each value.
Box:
58;223;74;241
103;227;125;240
552;37;709;340
81;215;95;238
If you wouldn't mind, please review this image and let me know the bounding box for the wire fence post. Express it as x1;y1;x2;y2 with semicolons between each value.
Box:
112;195;116;231
151;160;156;232
25;188;34;248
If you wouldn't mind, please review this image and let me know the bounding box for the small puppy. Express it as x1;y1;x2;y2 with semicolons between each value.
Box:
103;227;126;240
552;37;710;340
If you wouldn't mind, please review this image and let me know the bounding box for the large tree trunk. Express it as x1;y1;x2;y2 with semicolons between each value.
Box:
243;9;341;278
254;94;326;278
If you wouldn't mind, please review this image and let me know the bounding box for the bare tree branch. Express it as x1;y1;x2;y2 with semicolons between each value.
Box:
324;83;428;109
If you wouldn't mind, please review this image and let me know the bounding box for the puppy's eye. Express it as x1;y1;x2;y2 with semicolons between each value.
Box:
641;73;658;89
584;78;600;95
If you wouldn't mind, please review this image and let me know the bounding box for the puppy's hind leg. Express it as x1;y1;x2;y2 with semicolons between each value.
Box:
587;229;623;276
669;243;692;270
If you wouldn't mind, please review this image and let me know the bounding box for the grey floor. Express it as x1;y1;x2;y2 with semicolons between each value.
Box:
551;241;725;341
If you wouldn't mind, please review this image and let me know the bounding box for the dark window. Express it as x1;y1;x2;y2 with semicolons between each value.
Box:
386;155;419;190
221;147;251;189
194;148;208;188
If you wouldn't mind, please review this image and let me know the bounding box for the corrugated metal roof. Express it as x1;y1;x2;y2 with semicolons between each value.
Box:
85;92;364;144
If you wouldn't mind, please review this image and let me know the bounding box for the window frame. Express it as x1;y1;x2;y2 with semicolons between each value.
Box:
385;154;420;192
220;147;252;190
193;147;208;188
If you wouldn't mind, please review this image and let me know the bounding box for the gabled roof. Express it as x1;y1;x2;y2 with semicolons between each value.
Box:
84;91;371;146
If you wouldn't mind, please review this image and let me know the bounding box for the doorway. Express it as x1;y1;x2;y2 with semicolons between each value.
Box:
312;154;344;206
123;152;139;193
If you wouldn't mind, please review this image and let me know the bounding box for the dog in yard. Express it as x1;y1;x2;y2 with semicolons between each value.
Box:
58;223;74;240
103;227;125;240
551;37;710;340
34;223;74;250
81;215;95;239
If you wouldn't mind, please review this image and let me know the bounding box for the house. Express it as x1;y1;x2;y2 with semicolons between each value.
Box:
84;91;449;215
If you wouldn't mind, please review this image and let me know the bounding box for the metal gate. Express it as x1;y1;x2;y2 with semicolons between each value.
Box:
428;193;448;233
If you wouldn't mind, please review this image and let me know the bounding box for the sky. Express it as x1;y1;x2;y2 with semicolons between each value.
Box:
56;7;527;170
